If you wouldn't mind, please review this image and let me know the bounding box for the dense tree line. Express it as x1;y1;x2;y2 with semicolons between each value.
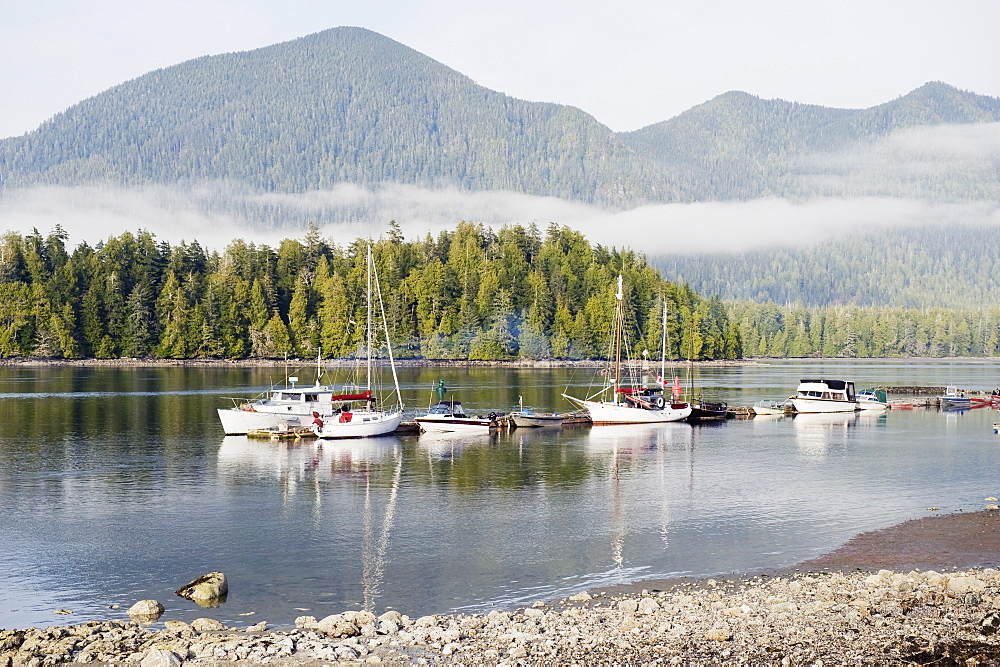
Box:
0;223;741;361
732;301;1000;358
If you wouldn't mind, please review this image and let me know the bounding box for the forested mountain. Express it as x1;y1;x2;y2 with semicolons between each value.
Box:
620;83;1000;201
0;224;741;361
0;27;677;207
651;224;1000;309
1;27;998;207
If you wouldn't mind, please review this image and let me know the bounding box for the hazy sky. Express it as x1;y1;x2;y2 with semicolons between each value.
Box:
2;0;998;140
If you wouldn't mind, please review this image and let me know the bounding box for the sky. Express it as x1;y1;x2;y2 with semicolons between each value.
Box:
2;0;999;140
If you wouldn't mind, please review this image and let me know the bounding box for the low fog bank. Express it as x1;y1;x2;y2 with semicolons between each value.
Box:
2;182;997;256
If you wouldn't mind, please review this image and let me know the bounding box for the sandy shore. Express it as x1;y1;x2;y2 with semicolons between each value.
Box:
3;510;1000;664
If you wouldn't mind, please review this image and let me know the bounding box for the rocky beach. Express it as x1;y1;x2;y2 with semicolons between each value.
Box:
3;510;999;665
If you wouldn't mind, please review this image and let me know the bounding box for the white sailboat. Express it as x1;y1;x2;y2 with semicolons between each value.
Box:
562;275;691;424
312;243;404;438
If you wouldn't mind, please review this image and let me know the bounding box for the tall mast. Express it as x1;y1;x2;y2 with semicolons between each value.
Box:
366;243;373;393
614;274;623;400
660;300;667;380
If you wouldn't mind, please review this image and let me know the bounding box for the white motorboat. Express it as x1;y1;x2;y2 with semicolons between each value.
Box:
312;243;404;439
415;400;495;433
790;379;858;413
562;276;691;425
753;399;788;416
856;389;888;410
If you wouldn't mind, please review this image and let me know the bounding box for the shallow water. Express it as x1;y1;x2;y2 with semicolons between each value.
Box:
1;359;998;629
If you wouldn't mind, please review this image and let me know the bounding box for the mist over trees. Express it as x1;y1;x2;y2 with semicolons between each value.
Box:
0;223;741;362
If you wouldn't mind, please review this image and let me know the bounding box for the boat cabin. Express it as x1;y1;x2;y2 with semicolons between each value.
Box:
426;401;468;417
795;379;856;402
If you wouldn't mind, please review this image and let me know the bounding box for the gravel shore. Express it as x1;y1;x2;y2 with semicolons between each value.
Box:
3;510;1000;665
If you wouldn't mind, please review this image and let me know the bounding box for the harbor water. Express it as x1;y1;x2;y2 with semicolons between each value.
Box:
1;358;998;630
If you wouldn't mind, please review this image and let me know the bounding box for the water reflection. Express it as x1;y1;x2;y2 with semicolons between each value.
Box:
792;412;856;460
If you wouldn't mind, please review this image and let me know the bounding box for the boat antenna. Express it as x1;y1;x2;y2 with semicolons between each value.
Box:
315;346;322;386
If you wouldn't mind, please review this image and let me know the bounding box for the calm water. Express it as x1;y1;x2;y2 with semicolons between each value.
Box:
1;359;999;630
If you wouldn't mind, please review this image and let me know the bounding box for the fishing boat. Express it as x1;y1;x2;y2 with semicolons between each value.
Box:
562;275;691;424
790;379;858;413
856;389;888;410
508;396;564;428
939;386;971;410
217;356;343;435
312;244;404;439
752;399;787;416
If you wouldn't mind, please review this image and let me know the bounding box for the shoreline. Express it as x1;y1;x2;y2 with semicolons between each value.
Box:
0;356;757;368
4;510;1000;663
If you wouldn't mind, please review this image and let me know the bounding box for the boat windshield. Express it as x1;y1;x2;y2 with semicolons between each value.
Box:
428;401;465;416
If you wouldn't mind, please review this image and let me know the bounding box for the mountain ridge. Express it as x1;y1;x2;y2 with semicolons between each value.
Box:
2;27;998;208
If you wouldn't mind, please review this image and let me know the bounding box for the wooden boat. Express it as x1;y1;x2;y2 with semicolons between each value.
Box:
562;276;690;424
687;401;729;422
791;379;858;413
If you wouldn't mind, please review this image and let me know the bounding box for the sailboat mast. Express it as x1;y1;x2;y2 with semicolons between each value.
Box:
660;300;667;380
614;274;623;401
366;243;373;393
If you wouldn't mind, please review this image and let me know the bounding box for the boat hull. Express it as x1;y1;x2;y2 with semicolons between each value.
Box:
857;399;888;410
414;416;494;433
218;408;308;435
687;403;729;422
791;398;857;413
563;395;691;424
510;413;564;428
314;411;403;439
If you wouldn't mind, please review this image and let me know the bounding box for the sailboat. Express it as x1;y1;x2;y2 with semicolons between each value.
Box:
562;275;691;424
312;243;404;438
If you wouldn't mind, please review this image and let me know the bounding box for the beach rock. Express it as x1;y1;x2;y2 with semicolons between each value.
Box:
140;647;182;667
568;591;592;601
946;575;986;595
190;617;225;632
175;572;228;605
126;600;164;622
315;613;359;638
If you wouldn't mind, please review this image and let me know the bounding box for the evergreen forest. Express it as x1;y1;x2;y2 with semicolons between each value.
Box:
0;223;742;362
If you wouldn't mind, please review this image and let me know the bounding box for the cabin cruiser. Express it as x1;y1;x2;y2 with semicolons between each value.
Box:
856;389;888;410
218;378;345;435
791;379;857;413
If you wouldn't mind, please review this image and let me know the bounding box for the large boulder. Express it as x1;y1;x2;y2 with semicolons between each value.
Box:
175;572;228;606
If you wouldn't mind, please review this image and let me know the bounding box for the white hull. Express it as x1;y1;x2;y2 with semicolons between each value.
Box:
218;407;310;435
314;411;403;439
753;400;787;416
791;398;857;413
563;395;691;424
415;416;493;433
856;399;887;410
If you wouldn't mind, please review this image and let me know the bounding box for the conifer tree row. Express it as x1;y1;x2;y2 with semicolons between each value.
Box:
0;222;742;361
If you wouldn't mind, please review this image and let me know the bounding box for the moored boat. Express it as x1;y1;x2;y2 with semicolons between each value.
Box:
415;400;495;433
510;411;564;428
752;399;788;416
687;400;729;422
562;275;691;425
856;389;888;410
311;244;404;439
217;367;343;435
791;379;857;413
939;386;971;409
